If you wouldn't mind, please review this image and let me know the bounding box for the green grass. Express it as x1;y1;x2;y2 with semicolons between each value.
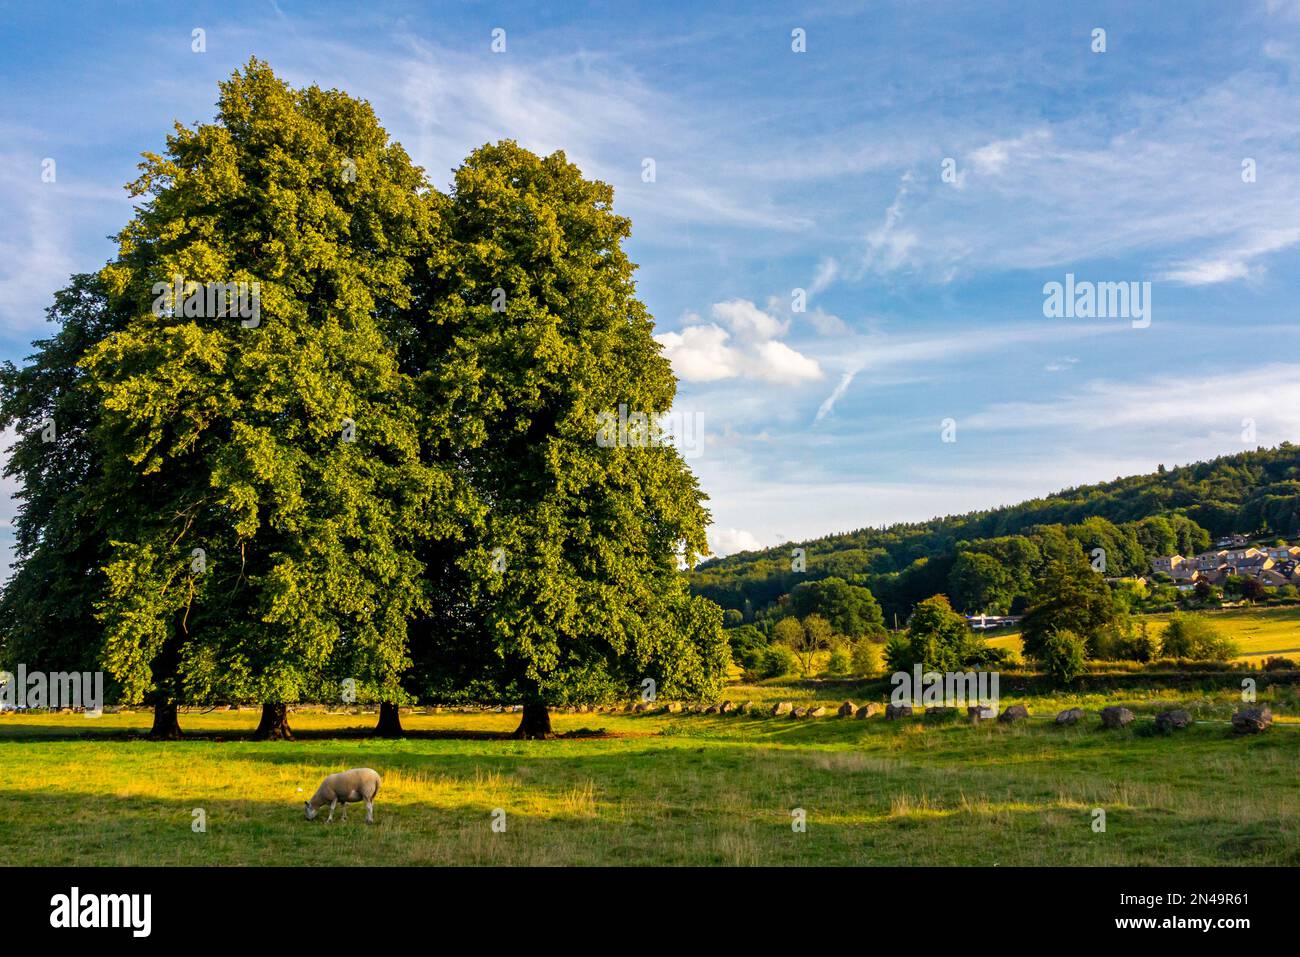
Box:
987;604;1300;665
3;685;1297;866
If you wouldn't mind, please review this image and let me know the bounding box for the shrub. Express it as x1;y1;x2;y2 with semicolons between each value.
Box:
891;595;975;672
1095;619;1157;661
1038;629;1088;684
725;624;767;668
883;633;912;674
1262;656;1297;671
850;639;881;677
759;645;799;679
826;646;851;676
1160;613;1238;661
961;643;1012;668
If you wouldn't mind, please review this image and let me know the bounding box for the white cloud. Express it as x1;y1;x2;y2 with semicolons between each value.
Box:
753;339;822;382
967;130;1050;177
805;307;850;337
965;363;1300;445
707;526;763;558
656;299;822;385
809;257;839;295
860;172;920;274
801;74;1300;288
655;323;737;382
1159;226;1300;286
814;372;855;422
0;156;81;335
711;298;788;343
1043;357;1080;373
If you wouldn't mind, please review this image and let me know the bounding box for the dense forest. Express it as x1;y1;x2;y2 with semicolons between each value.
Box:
691;443;1300;628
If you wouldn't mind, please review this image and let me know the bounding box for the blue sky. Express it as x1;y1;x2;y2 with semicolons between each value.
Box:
2;1;1300;571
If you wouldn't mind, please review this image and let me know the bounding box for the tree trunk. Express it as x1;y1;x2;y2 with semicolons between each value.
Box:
253;703;293;740
149;701;183;740
374;701;404;738
512;701;554;739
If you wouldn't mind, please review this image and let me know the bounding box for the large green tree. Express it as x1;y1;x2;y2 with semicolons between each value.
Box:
1020;559;1120;661
0;275;131;682
786;576;885;637
82;60;446;738
410;141;727;737
885;594;984;673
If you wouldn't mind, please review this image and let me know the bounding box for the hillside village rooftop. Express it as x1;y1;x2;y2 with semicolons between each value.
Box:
1151;543;1300;588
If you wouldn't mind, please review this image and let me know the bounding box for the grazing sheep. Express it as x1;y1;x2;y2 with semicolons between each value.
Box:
305;768;381;824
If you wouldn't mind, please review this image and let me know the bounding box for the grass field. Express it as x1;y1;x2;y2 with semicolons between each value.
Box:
3;681;1297;867
987;605;1300;665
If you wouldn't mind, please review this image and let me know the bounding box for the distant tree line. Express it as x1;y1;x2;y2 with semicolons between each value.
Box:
693;445;1300;626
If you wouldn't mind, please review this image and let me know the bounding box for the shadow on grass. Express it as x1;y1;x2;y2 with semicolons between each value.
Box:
0;723;649;744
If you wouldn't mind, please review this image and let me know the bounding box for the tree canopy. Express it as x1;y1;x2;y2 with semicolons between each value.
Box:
410;141;727;735
0;60;727;739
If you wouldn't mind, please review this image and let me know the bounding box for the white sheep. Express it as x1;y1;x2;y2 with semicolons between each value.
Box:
304;768;382;824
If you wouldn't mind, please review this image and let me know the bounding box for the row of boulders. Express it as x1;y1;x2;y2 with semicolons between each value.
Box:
631;699;762;715
775;700;883;719
1082;704;1271;734
623;698;1275;734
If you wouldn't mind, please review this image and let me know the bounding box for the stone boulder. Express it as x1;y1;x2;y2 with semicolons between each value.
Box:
1100;706;1135;729
855;703;883;719
998;704;1029;724
772;701;794;717
807;705;828;718
1232;706;1273;734
719;700;735;714
1155;709;1192;732
885;703;913;720
838;700;856;717
704;704;721;715
739;700;755;714
791;706;808;719
632;701;653;713
1055;708;1085;726
967;705;997;723
664;701;683;714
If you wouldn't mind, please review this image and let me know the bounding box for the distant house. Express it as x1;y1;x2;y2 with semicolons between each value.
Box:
1191;550;1228;572
1153;541;1299;588
1216;534;1249;548
964;614;1023;630
1260;568;1293;587
1151;555;1184;575
1230;555;1273;578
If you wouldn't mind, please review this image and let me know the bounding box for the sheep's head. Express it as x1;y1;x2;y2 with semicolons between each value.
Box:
304;801;318;821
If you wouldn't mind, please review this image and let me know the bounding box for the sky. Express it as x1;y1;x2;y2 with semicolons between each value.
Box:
1;0;1300;574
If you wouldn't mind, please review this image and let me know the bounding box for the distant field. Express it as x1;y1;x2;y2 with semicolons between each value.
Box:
2;684;1296;867
986;605;1300;665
